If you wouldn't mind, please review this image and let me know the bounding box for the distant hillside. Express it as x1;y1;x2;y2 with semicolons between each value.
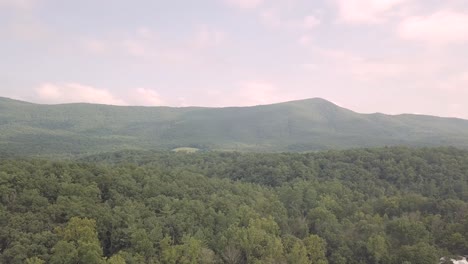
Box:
1;96;468;156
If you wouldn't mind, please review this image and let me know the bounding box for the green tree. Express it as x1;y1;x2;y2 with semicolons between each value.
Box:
303;234;328;264
50;217;105;264
366;234;388;263
25;257;45;264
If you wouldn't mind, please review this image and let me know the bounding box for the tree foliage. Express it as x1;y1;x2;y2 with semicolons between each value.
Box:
1;147;467;263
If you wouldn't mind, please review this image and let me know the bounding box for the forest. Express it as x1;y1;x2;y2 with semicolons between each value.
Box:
3;97;468;156
0;147;467;263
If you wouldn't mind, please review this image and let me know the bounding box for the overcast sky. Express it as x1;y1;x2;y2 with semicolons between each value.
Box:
1;0;468;118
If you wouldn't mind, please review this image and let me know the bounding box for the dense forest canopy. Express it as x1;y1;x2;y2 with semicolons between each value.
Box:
1;147;467;263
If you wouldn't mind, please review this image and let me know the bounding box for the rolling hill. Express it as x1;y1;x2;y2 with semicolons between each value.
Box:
1;96;468;156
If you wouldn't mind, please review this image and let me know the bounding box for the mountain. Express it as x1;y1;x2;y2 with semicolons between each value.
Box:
1;96;468;156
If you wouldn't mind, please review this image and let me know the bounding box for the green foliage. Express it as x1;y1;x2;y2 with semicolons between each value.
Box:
1;147;467;263
50;217;105;264
398;242;440;264
25;257;45;264
106;254;126;264
2;96;468;157
221;217;284;263
303;234;328;264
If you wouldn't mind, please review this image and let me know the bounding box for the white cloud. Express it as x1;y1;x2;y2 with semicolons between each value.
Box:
225;0;263;9
36;83;127;105
398;10;468;45
335;0;408;23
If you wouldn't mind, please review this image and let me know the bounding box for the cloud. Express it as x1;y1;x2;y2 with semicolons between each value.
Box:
6;20;48;40
201;81;293;106
260;10;321;30
312;47;441;81
194;26;227;48
259;9;282;27
398;10;468;45
81;39;108;54
122;39;150;57
131;88;165;106
77;28;156;57
298;34;313;45
335;0;408;24
79;36;148;57
36;83;127;105
35;83;167;106
225;0;263;9
0;0;37;9
435;71;468;118
79;28;206;64
135;27;156;39
439;71;468;93
32;81;290;107
303;15;321;29
236;81;295;105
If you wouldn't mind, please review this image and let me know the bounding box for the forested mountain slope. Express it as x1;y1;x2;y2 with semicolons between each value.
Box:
1;147;467;263
2;97;468;156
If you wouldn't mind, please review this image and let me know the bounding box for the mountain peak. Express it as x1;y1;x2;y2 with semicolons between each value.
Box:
278;97;335;105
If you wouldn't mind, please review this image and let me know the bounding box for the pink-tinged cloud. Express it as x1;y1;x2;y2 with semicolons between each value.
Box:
237;81;295;105
201;81;294;107
303;16;321;29
226;0;263;9
298;34;313;45
439;71;468;93
135;27;156;39
81;38;108;54
36;83;127;105
83;28;207;64
311;47;441;81
0;0;36;9
131;88;165;106
259;9;282;27
194;26;227;48
260;10;321;30
35;83;167;106
398;10;468;45
122;39;150;57
5;16;50;40
335;0;408;23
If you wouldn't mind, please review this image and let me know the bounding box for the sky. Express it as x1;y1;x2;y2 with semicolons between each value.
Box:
1;0;468;118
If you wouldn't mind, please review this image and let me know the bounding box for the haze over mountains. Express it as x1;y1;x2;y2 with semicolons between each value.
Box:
1;96;468;156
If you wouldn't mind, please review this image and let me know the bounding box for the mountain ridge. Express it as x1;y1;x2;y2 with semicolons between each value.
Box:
1;96;468;156
2;96;468;121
